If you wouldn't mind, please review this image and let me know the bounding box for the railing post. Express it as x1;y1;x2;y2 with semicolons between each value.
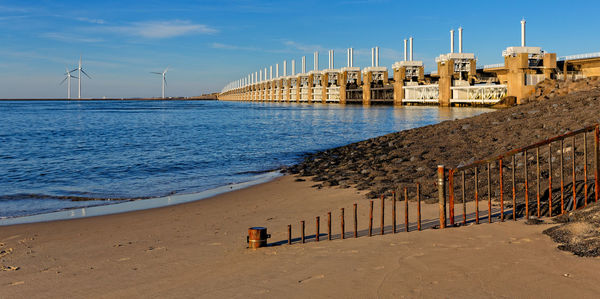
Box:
438;165;446;229
595;125;599;203
448;169;455;226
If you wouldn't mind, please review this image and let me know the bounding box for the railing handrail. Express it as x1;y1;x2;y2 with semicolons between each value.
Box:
558;52;600;61
451;84;507;90
402;84;439;89
454;124;599;172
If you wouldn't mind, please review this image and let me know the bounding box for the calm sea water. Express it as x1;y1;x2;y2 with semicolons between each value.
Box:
0;100;490;218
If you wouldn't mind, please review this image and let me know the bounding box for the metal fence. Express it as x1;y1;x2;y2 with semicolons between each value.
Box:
256;125;600;248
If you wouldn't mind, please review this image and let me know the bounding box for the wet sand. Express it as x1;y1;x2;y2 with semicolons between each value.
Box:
1;175;599;298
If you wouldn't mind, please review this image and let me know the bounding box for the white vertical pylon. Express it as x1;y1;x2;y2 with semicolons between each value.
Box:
350;48;354;67
410;37;413;61
292;59;296;76
458;27;463;53
404;39;407;62
521;19;526;47
314;51;318;71
375;47;379;67
283;60;287;76
302;56;306;73
276;63;279;78
450;29;455;53
347;48;350;67
371;48;375;67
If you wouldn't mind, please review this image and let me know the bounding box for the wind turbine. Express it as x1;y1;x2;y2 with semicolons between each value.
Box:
73;55;91;99
151;67;168;99
60;66;78;99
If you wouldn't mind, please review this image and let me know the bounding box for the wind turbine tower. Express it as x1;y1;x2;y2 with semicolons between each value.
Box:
60;66;78;99
75;55;91;99
151;67;169;98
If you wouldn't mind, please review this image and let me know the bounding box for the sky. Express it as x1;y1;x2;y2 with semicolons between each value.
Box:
1;0;599;99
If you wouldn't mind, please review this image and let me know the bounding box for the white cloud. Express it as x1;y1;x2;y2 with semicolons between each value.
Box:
211;42;259;51
42;32;104;43
75;17;105;24
107;20;217;39
282;40;325;52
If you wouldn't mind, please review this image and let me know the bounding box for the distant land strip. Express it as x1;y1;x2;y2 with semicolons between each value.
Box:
0;95;219;101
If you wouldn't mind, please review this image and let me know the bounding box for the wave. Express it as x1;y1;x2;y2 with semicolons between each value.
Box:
0;193;155;202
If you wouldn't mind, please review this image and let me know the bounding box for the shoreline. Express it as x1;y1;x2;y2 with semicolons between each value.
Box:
2;175;599;297
0;171;282;226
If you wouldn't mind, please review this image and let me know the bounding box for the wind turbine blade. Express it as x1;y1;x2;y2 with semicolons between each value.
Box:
164;66;169;73
70;68;78;73
150;72;162;75
81;69;91;79
60;77;68;85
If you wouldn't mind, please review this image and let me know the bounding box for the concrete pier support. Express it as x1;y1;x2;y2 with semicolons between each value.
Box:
362;71;372;105
392;61;424;106
307;74;313;104
321;73;328;103
437;59;454;106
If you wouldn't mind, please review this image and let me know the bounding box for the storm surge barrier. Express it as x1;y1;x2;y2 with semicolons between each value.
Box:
250;124;600;248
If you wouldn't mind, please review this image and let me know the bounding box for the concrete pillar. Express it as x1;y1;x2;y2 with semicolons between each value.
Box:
285;78;291;102
437;59;454;107
362;71;372;105
307;74;313;104
322;73;328;103
270;80;276;101
339;71;347;104
505;53;532;104
295;76;301;103
543;53;557;79
393;67;406;106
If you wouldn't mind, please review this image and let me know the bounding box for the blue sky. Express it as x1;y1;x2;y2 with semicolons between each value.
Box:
1;0;599;98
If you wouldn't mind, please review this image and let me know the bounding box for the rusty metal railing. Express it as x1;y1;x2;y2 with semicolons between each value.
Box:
447;124;599;226
251;124;600;248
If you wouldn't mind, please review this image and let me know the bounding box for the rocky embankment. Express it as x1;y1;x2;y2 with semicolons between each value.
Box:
288;77;600;202
544;202;600;257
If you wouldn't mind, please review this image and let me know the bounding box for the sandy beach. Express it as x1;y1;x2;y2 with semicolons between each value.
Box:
2;175;599;298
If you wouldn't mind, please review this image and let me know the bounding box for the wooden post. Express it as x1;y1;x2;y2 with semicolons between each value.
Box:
369;200;373;236
353;203;358;238
327;212;332;241
524;151;529;219
316;216;320;242
380;195;385;235
561;139;565;214
584;132;588;206
475;167;479;224
404;187;409;232
595;125;599;203
487;163;492;223
537;147;541;218
438;165;446;229
512;156;516;221
417;183;422;230
500;159;504;222
549;144;553;216
341;208;345;240
392;191;397;233
462;172;466;225
449;169;455;226
301;220;305;243
288;225;292;245
572;136;577;210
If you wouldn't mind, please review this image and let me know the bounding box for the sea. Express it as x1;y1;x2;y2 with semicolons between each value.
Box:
0;100;490;222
